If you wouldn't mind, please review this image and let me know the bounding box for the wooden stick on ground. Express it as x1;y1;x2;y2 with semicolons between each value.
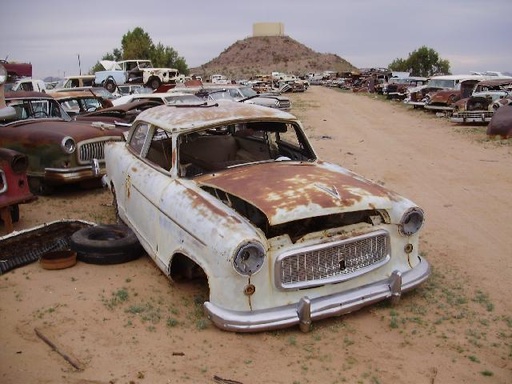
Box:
213;375;243;384
34;327;84;371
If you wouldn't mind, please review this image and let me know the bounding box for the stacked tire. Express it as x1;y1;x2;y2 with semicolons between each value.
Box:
70;224;143;265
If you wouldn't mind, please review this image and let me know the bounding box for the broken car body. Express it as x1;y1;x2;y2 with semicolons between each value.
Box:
450;78;512;124
95;59;180;91
103;101;430;332
1;91;125;194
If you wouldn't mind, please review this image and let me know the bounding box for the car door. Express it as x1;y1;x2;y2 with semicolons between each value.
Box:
119;122;170;258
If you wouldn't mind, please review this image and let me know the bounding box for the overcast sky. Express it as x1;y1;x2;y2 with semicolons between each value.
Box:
2;0;511;79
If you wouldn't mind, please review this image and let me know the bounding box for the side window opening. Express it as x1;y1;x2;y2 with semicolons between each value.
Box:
146;128;173;170
128;123;150;154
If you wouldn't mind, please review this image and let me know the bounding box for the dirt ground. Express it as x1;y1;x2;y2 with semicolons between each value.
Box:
1;86;511;384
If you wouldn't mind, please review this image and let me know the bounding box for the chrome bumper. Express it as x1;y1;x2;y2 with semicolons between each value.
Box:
42;159;103;183
424;105;454;111
204;257;431;333
450;114;492;124
404;100;426;108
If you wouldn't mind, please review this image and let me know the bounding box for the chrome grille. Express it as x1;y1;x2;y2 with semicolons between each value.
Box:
77;138;121;165
277;231;390;290
458;111;493;120
277;100;291;110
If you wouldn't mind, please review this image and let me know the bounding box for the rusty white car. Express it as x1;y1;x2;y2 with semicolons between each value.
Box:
103;101;430;332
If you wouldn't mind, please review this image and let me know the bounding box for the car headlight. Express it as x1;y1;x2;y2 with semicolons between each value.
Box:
399;207;424;236
233;242;265;276
61;136;76;154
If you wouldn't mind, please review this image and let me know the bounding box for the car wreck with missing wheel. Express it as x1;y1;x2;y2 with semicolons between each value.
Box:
103;100;431;332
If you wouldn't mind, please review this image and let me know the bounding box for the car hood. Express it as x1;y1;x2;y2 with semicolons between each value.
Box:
195;161;403;226
1;120;125;141
99;60;122;71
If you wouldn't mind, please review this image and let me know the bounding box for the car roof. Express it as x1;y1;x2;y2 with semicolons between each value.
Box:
136;100;296;134
132;92;185;98
429;74;508;81
5;91;53;100
476;78;512;87
47;90;101;99
63;75;95;79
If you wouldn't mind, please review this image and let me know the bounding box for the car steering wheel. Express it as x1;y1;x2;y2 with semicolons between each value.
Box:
32;110;49;118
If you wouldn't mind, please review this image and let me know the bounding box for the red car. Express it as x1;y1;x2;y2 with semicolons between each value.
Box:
0;148;36;233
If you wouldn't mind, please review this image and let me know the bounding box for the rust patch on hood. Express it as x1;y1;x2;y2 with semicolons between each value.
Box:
196;161;397;225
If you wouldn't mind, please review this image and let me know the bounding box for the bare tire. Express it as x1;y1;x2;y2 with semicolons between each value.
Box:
70;224;143;265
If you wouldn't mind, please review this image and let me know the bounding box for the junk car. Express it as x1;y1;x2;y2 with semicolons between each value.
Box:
48;90;113;117
450;79;512;124
112;91;206;107
487;103;512;138
0;148;36;233
183;84;292;111
383;77;428;100
103;101;430;332
74;99;161;125
424;78;483;113
405;74;493;109
1;90;125;194
0;64;36;231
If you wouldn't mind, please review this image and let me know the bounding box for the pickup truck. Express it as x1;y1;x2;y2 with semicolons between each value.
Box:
5;78;46;93
94;59;180;91
94;61;129;93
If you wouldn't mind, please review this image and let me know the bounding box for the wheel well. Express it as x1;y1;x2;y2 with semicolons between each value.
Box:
170;253;207;282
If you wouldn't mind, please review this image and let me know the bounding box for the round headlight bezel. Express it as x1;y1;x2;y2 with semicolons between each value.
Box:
399;207;425;236
61;136;76;154
232;242;265;276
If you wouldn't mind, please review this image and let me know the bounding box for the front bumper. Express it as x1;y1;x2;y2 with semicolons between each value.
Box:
424;105;454;111
204;257;431;332
450;112;493;124
404;100;426;108
38;159;103;184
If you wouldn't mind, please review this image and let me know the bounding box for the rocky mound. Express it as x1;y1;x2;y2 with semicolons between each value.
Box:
189;35;357;80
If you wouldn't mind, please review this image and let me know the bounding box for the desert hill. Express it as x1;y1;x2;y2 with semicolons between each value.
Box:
189;35;357;81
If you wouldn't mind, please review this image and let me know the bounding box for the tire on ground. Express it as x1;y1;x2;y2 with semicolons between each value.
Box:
70;224;143;265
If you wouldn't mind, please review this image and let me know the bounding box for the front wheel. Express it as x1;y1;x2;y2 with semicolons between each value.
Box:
147;76;161;90
104;79;117;93
28;177;55;195
10;204;19;223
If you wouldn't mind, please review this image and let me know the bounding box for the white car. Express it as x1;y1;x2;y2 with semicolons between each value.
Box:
103;101;430;332
173;84;292;111
111;92;205;107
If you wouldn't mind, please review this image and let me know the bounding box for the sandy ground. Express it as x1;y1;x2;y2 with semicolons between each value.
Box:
1;86;511;384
